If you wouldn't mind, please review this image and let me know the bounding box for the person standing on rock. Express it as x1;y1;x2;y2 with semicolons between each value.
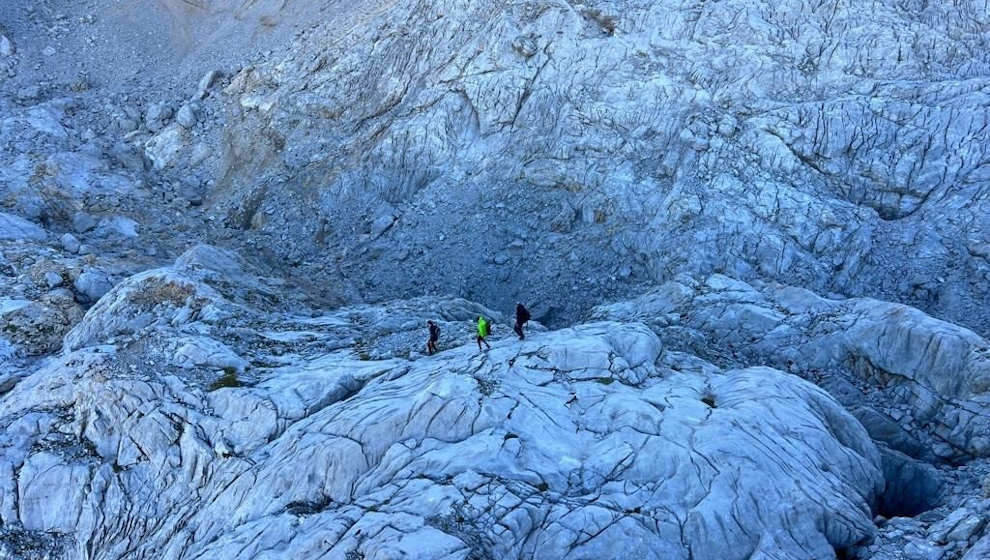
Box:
476;316;492;351
514;303;531;340
426;320;441;355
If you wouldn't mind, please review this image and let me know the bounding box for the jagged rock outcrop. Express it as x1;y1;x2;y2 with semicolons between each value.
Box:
0;247;887;559
593;274;990;462
212;0;990;331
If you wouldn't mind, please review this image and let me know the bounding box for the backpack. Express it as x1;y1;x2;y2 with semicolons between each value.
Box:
519;306;531;323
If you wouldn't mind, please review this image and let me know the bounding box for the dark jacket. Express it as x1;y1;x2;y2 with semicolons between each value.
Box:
516;304;531;324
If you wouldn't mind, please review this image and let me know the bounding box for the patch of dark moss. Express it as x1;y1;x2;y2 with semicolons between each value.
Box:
208;368;241;391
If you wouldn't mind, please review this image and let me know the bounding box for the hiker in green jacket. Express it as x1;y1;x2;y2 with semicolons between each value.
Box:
476;316;492;351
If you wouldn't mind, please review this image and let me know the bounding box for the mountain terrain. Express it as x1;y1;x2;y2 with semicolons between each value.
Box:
0;0;989;559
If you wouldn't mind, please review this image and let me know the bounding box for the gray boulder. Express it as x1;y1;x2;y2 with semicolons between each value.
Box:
196;69;222;99
176;104;197;128
73;270;114;305
144;124;186;169
929;506;986;545
43;271;63;289
43;151;136;198
903;539;946;560
59;233;80;254
0;213;45;241
71;212;98;233
95;216;139;239
15;85;42;102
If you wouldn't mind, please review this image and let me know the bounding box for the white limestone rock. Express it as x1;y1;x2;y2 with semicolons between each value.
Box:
17;452;90;532
188;142;212;167
144;123;187;170
95;216;139;239
929;507;986;544
43;151;136;198
593;275;990;461
0;35;13;57
71;212;98;234
173;336;248;373
0;248;888;559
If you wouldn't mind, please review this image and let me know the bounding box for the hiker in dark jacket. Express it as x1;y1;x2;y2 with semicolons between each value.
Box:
426;320;440;355
514;303;531;340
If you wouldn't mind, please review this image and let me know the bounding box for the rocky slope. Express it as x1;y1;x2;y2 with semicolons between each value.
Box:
1;0;990;559
3;247;990;559
2;0;987;328
211;0;990;329
0;247;885;559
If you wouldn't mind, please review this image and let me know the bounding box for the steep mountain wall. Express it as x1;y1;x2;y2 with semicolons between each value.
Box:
213;0;990;329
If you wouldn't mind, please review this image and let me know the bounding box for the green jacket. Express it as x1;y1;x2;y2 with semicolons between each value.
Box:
477;316;489;337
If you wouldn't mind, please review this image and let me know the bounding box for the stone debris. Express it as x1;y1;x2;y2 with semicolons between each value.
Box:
176;104;197;129
144;101;172;132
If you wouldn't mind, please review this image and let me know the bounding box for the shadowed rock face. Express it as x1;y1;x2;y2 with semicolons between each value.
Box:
0;247;885;560
212;0;989;330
